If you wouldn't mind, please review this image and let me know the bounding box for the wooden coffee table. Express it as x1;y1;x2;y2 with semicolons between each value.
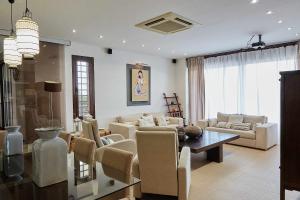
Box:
179;131;240;163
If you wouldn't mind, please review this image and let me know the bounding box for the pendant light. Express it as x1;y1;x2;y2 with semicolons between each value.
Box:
16;0;39;59
3;0;22;68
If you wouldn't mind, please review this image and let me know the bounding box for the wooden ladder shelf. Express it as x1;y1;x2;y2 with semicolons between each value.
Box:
163;93;184;118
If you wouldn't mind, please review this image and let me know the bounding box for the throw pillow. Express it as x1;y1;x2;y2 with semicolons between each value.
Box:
156;116;168;126
217;112;230;122
232;122;251;131
228;114;243;123
208;119;218;127
139;115;156;127
216;122;228;128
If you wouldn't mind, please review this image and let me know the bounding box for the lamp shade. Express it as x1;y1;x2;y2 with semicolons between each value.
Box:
16;16;39;58
44;81;62;92
3;36;22;68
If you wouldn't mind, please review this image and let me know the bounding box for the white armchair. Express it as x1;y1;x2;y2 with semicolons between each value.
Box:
133;130;191;200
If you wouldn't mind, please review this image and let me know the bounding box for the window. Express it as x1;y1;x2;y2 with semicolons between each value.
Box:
72;55;95;119
204;45;298;126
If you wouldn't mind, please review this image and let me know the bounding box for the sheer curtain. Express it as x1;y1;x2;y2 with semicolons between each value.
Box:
204;45;298;125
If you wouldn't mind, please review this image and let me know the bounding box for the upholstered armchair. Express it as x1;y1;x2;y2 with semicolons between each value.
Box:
81;120;137;162
133;131;191;200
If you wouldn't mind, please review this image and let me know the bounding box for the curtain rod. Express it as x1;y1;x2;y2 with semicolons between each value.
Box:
203;40;298;59
186;40;299;61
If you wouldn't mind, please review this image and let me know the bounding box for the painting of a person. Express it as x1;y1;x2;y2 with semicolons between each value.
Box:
135;70;144;96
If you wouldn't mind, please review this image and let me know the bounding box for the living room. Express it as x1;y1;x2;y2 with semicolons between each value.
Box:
0;0;300;200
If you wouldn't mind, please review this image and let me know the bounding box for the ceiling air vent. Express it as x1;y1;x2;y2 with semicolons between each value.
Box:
135;12;198;34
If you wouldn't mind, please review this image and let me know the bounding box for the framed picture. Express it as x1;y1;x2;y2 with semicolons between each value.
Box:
127;64;151;106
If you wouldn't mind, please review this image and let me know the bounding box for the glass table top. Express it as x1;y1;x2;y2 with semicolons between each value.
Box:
0;150;140;200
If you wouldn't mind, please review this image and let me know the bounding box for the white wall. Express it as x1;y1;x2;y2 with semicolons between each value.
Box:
64;42;177;131
175;58;188;123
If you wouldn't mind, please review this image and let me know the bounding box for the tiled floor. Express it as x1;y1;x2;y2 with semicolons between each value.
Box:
139;144;300;200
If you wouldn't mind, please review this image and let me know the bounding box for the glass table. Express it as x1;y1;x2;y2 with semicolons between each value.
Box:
0;150;140;200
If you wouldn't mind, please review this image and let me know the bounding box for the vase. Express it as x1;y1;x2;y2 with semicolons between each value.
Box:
4;126;23;156
32;127;68;187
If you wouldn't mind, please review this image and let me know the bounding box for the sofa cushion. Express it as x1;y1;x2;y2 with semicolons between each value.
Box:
228;114;243;123
138;126;177;132
206;127;255;140
138;115;156;127
231;122;251;131
156;116;168;126
243;115;267;130
116;113;143;126
208;118;217;127
216;122;227;128
217;112;230;122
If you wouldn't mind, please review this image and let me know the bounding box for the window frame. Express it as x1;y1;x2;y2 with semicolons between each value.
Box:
72;55;95;119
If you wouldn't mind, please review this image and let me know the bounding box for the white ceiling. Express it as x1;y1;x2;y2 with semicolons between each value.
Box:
0;0;300;58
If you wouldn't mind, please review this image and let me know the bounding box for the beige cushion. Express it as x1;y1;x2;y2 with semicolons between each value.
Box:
228;114;243;123
116;113;143;125
208;119;217;127
216;122;227;128
243;115;267;130
156;116;168;126
138;115;156;127
138;126;177;132
217;112;230;122
206;127;255;140
231;122;251;131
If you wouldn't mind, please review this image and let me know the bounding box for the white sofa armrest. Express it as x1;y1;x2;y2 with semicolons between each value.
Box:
95;139;136;162
196;119;209;129
178;147;191;200
109;122;136;139
255;123;278;150
167;117;184;126
104;134;125;142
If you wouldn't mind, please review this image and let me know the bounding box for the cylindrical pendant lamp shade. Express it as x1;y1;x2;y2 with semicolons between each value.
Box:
3;36;22;68
16;16;39;58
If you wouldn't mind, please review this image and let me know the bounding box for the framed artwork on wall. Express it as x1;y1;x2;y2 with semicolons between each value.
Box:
126;64;151;106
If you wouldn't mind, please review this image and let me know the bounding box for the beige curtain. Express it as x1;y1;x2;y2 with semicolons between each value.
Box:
187;56;205;124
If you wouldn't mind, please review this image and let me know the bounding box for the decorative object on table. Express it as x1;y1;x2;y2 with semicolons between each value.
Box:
184;125;203;139
3;0;22;68
33;127;67;187
4;126;23;156
126;63;151;106
3;154;24;181
16;0;39;59
176;126;187;141
73;117;81;132
33;81;67;187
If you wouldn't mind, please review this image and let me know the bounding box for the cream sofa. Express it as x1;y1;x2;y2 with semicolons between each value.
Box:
197;113;278;150
109;113;184;139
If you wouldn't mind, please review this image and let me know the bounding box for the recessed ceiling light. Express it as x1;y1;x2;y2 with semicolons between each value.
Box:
266;10;273;15
72;29;76;33
158;47;161;51
99;35;103;39
122;40;126;44
142;44;145;47
296;33;299;36
278;20;283;24
288;27;293;31
250;0;259;4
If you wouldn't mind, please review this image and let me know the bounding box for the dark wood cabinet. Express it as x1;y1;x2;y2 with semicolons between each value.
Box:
280;70;300;200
